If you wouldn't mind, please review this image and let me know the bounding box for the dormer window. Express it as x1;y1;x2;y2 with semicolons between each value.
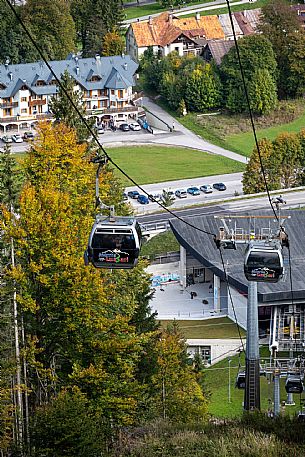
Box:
35;80;45;86
91;75;101;82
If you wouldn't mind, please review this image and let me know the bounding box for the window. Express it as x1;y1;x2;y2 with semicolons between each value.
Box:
21;97;27;102
21;108;27;113
199;346;211;364
118;90;124;98
111;90;115;95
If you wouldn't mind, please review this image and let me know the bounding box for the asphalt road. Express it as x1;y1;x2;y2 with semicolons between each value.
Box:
137;189;305;226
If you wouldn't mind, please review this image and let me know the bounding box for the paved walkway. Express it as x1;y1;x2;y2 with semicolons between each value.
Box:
142;97;247;164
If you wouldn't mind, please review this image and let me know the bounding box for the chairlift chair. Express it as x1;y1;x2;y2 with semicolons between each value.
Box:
84;215;142;269
285;374;304;394
244;243;284;283
235;371;246;389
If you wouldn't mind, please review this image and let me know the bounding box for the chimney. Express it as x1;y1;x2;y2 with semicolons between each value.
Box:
8;71;13;81
148;16;152;25
196;11;200;21
5;58;9;70
95;54;101;61
75;66;79;75
169;13;173;24
123;63;127;71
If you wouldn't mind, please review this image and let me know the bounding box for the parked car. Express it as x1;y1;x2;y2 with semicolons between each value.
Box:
23;131;35;141
187;186;200;196
127;190;140;199
149;193;162;202
2;135;12;143
175;189;187;198
200;184;213;193
12;134;23;143
97;125;105;134
119;123;130;131
137;194;149;204
129;122;141;131
213;182;227;191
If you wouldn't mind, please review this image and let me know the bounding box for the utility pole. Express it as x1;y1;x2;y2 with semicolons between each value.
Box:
244;281;260;411
274;369;281;416
228;358;232;403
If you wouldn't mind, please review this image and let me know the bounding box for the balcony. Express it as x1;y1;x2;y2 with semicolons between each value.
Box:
0;101;18;109
0;113;52;124
29;99;47;107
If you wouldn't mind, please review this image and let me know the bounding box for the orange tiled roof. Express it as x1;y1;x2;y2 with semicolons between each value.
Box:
198;15;225;40
131;12;225;47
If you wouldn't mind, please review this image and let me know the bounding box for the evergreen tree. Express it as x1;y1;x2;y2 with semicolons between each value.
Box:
71;0;123;56
22;0;76;61
49;70;94;144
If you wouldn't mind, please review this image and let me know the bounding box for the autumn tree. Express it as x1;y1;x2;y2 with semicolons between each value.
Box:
272;132;302;188
0;146;23;453
49;70;94;144
242;138;277;194
102;29;125;57
22;0;76;61
150;324;207;423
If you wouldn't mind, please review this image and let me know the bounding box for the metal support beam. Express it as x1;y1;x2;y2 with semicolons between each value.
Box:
244;281;260;411
274;370;281;416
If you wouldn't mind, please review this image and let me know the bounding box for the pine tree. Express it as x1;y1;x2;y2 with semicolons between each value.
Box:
49;70;94;144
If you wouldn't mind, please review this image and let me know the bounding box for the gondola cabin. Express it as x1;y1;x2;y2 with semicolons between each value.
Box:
244;244;284;283
84;216;142;269
285;375;304;394
235;371;246;389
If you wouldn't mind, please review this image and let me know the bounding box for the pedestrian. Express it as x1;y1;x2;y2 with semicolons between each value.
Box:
172;121;175;131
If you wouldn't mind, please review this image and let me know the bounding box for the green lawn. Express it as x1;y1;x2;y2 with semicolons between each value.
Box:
227;111;305;157
204;347;301;418
159;317;246;339
124;0;213;20
109;145;245;185
141;230;179;257
196;0;269;16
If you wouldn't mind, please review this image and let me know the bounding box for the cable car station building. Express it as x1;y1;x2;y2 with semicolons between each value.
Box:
170;210;305;354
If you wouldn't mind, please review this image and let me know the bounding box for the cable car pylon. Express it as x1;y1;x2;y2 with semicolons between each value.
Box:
214;199;290;412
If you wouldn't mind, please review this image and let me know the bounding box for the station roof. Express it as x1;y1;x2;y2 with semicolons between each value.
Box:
170;209;305;304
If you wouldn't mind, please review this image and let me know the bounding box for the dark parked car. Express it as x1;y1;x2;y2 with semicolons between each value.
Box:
137;194;149;204
127;190;140;199
23;131;35;141
213;182;227;191
119;123;130;131
187;186;200;196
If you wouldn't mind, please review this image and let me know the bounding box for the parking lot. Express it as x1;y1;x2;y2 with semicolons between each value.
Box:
125;172;244;214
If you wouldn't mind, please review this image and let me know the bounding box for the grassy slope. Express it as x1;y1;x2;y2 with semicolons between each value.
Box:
141;230;180;256
109;145;245;185
227;111;305;156
160;317;246;339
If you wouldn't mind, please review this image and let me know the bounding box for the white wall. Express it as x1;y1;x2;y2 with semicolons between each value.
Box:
187;338;245;365
227;285;247;330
